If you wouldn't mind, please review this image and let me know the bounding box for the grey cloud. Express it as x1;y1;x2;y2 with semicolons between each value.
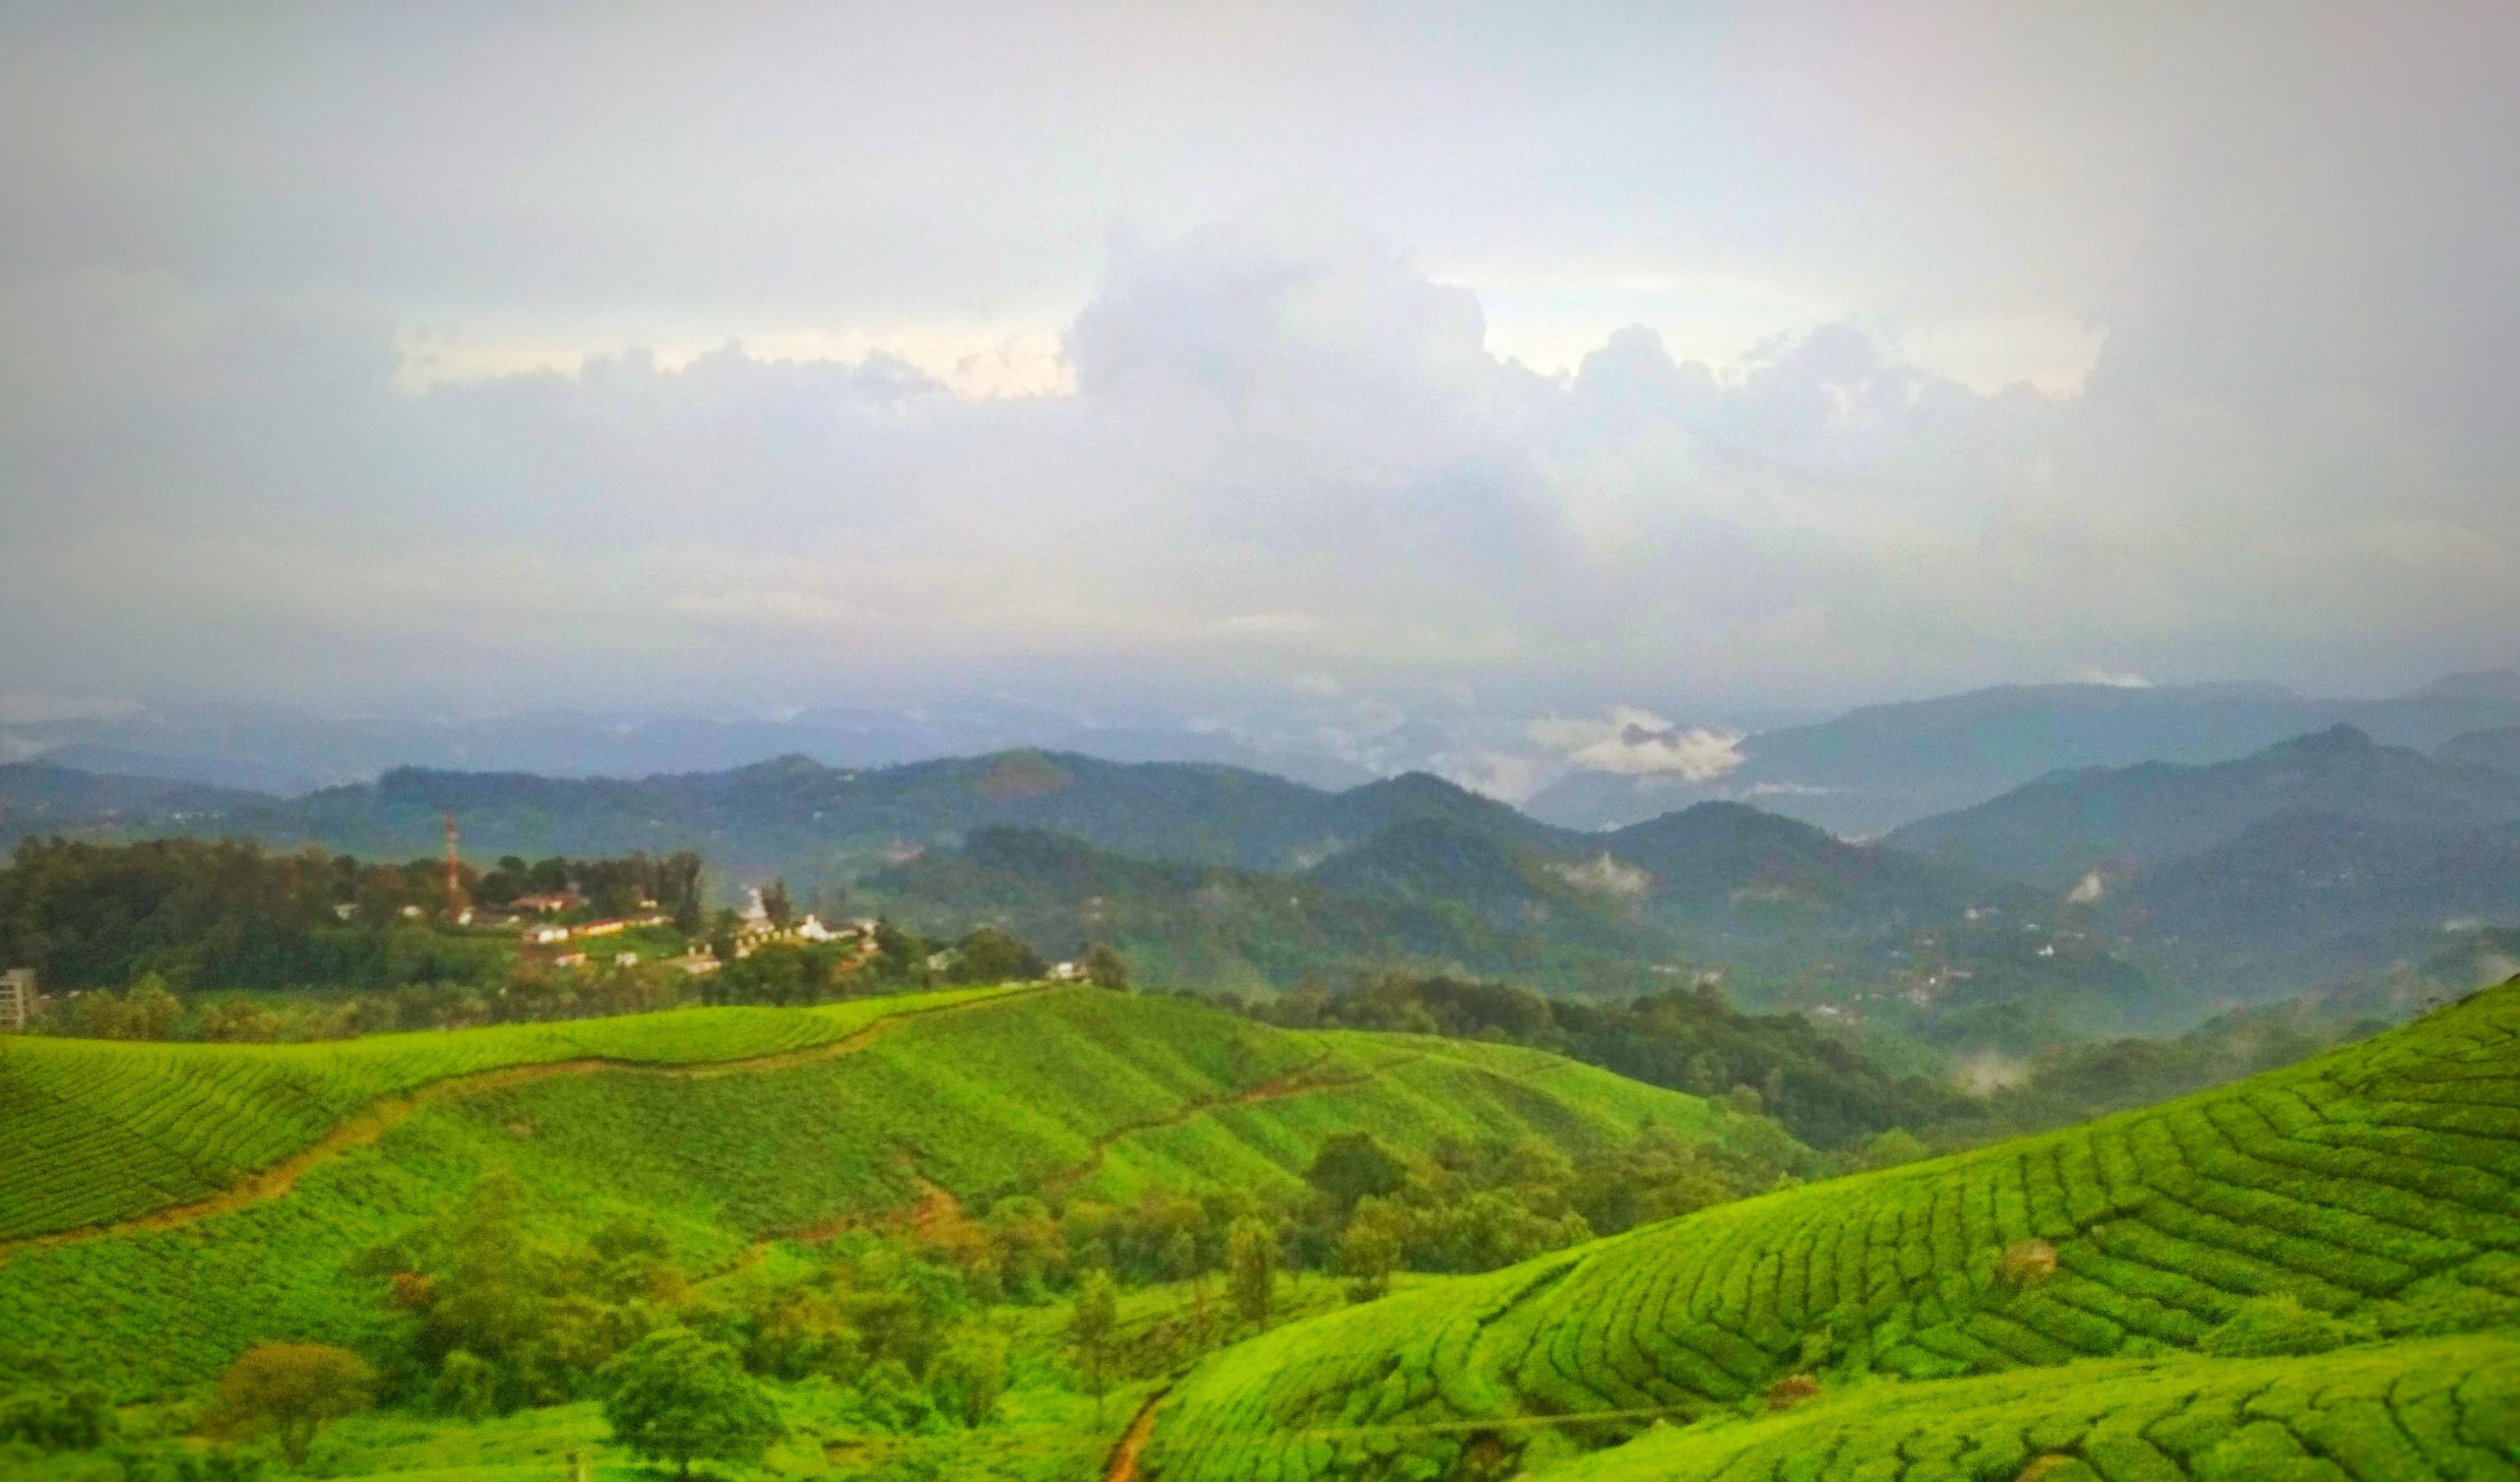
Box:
3;1;2517;718
4;208;2512;714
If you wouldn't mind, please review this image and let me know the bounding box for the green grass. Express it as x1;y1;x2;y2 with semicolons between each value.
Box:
1140;982;2520;1482
1531;1331;2520;1482
0;986;1023;1241
0;988;1728;1398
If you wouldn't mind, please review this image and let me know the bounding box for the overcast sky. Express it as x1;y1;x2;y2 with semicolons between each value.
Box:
2;2;2514;743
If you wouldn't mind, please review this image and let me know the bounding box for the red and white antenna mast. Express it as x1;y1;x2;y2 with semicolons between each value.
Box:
443;812;462;910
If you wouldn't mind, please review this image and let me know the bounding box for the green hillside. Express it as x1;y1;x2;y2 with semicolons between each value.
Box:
0;986;1023;1243
0;986;1737;1400
1138;980;2520;1482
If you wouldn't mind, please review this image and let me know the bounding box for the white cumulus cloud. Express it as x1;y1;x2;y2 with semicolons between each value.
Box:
1530;708;1747;781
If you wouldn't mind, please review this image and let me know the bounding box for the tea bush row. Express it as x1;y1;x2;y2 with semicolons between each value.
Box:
1141;984;2520;1482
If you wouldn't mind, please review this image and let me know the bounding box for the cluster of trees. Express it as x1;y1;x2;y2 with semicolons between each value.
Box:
1228;972;1981;1151
26;957;696;1042
20;919;1090;1043
1224;970;2358;1161
470;852;704;924
0;1344;272;1479
1287;1124;1812;1301
347;1172;1002;1470
0;837;700;992
701;924;1095;1007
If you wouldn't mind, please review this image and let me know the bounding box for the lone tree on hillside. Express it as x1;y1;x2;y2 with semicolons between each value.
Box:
1227;1216;1278;1329
1339;1196;1408;1303
598;1327;781;1480
207;1342;373;1466
1067;1269;1121;1416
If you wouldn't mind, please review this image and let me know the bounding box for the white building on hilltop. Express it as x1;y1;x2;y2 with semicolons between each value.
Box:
1;968;37;1033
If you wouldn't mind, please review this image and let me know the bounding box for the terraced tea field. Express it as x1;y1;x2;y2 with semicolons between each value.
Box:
0;988;1734;1397
1533;1332;2520;1482
1140;981;2520;1482
0;986;1023;1242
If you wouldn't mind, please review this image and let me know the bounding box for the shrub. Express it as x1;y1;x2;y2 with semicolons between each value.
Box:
1762;1374;1821;1412
1994;1240;2057;1287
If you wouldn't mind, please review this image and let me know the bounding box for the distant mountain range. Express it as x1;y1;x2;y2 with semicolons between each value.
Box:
1525;673;2520;835
1874;724;2520;996
8;710;2519;1030
0;703;1378;796
1884;724;2520;885
0;748;2156;1039
10;670;2517;839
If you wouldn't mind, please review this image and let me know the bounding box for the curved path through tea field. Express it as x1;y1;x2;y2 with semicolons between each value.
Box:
0;984;1041;1262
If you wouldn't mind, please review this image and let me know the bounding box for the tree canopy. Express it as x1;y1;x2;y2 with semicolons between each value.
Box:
597;1327;782;1480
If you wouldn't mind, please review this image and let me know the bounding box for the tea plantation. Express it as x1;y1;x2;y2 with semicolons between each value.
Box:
1531;1332;2520;1482
1139;980;2520;1482
0;985;1023;1241
0;986;1732;1398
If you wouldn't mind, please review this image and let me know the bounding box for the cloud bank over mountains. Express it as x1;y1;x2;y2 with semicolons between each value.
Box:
0;5;2512;730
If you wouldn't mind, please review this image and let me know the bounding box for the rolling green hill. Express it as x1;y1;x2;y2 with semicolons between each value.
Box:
0;986;1022;1243
0;986;1743;1400
1136;979;2520;1482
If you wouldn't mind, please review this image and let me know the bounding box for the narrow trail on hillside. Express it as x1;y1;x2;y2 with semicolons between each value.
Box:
1105;1389;1168;1482
0;987;1043;1264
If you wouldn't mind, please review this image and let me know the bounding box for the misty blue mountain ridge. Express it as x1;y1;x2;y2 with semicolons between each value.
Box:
6;667;2516;839
8;677;2519;1028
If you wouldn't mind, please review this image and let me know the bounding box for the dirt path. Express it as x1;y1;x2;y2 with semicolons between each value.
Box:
0;987;1042;1263
1104;1389;1169;1482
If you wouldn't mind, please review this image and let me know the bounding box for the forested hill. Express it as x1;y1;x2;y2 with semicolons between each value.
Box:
1885;723;2520;887
1;750;1557;876
0;755;2182;1035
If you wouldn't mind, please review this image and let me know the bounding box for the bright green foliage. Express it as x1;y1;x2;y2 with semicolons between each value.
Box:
1070;1270;1122;1403
1229;1217;1279;1328
0;988;1721;1398
1531;1332;2520;1482
1142;983;2520;1482
0;986;1017;1240
596;1326;780;1479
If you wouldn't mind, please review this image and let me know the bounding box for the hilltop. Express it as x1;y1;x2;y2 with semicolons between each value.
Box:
1137;978;2520;1482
